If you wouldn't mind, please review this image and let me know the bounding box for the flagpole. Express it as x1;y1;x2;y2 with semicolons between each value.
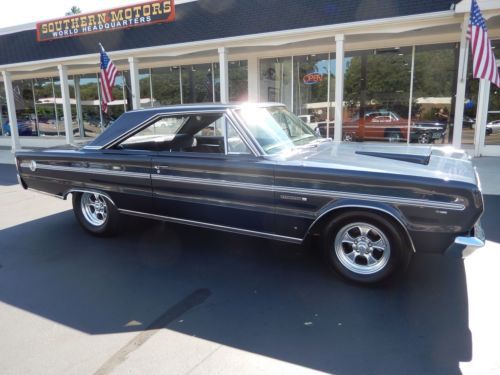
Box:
96;71;105;130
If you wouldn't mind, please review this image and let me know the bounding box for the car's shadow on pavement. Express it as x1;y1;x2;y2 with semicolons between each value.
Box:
0;164;18;186
0;210;471;374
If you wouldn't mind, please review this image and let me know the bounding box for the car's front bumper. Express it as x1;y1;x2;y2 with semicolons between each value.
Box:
445;221;485;258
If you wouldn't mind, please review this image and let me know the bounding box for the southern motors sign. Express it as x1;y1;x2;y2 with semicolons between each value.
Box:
37;0;175;42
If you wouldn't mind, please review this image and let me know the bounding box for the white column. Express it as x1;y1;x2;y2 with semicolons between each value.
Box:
218;47;229;103
453;14;470;149
1;71;21;151
57;64;74;144
334;34;345;142
128;57;141;110
74;76;84;137
247;56;259;102
474;79;490;157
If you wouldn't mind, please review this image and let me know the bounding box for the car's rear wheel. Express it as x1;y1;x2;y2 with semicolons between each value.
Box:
72;192;120;236
322;211;412;284
417;133;431;144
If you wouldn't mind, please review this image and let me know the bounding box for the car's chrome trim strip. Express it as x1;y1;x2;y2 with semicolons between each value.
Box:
152;174;465;211
33;163;149;179
25;163;465;211
117;209;303;244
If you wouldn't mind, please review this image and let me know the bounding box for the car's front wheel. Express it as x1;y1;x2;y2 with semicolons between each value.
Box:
322;211;412;284
72;192;120;236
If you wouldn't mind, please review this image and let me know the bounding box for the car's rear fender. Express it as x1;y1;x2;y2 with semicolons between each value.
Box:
307;199;416;253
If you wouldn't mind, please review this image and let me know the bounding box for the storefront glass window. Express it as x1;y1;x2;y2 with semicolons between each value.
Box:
229;60;248;102
293;53;334;131
182;63;218;104
151;66;181;106
11;79;37;136
463;39;500;147
342;47;412;142
139;69;152;108
78;73;102;137
33;77;60;136
412;43;458;145
485;39;500;146
101;70;129;126
260;57;293;109
0;82;8;136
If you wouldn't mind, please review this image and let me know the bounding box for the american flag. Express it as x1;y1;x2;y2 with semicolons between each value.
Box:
469;0;500;88
99;44;118;113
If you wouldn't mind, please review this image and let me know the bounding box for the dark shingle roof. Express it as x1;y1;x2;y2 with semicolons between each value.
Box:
0;0;457;66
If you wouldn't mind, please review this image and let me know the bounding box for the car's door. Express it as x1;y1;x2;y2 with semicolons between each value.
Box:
89;149;154;213
150;113;276;234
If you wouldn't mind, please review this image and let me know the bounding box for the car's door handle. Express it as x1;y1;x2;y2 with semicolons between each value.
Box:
153;165;167;174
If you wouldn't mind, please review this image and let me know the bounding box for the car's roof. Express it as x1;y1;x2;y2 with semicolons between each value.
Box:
86;102;285;149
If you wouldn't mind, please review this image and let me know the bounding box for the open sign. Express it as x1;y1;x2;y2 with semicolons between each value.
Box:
303;73;323;85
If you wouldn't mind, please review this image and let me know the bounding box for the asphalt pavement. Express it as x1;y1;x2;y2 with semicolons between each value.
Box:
0;163;499;374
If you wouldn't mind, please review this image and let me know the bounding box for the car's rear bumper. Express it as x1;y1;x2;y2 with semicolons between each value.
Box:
445;221;485;258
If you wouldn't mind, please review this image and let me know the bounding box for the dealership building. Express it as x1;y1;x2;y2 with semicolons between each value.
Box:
0;0;499;156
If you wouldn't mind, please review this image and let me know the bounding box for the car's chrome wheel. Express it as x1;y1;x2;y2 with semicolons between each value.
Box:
418;133;431;144
80;192;108;227
334;222;391;275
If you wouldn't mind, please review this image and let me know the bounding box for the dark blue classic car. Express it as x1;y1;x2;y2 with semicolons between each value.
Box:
15;103;485;284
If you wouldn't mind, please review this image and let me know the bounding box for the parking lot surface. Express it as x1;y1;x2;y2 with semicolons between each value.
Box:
0;163;499;374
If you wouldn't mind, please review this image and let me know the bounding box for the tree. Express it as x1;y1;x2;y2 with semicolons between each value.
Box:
65;6;82;16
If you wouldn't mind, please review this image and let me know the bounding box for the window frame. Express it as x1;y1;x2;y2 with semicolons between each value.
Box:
113;110;257;157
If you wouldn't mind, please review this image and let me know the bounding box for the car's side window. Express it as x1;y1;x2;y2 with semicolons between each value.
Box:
226;120;251;155
117;113;251;155
120;116;188;151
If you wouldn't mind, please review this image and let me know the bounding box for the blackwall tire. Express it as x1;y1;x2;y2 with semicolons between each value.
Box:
322;211;413;284
72;192;120;236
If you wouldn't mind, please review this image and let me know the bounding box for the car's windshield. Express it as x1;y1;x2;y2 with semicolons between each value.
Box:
235;106;320;155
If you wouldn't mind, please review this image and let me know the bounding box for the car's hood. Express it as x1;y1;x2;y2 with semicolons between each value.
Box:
274;142;478;186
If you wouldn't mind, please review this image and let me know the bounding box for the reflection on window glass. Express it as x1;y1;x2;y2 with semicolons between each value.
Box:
486;53;500;145
122;116;188;147
338;47;413;143
78;73;102;138
33;78;59;136
138;61;247;107
237;106;317;154
227;122;250;154
0;82;7;136
413;43;457;145
293;53;335;130
151;67;181;106
11;79;37;137
182;63;217;104
260;57;293;109
139;68;152;108
464;39;500;146
229;61;248;102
